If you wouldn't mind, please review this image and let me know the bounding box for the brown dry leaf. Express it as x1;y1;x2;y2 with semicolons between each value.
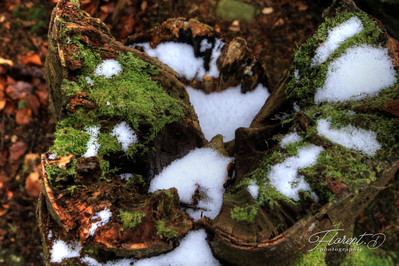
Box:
25;172;41;198
15;108;32;125
0;206;7;216
26;94;40;115
24;153;41;172
35;82;49;105
0;57;13;66
262;7;274;15
9;141;28;161
6;81;32;100
4;101;14;115
119;16;135;40
0;90;5;110
22;53;43;66
296;2;309;11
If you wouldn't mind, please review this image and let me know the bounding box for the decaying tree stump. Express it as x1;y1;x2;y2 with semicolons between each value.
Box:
39;0;399;265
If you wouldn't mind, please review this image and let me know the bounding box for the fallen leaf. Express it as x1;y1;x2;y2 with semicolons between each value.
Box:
9;141;28;161
25;172;41;198
22;53;43;66
15;108;32;125
24;153;41;172
0;57;13;66
35;83;49;105
6;81;32;100
0;90;5;110
26;94;40;115
262;7;274;15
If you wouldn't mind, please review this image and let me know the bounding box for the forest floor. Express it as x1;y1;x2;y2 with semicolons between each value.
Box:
0;0;397;265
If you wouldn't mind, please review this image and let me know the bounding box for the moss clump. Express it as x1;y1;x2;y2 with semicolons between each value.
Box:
285;10;385;106
97;133;121;157
155;220;178;240
341;245;397;266
119;210;146;230
231;204;258;223
50;127;90;157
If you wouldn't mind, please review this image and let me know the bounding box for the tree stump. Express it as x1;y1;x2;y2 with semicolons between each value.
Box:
39;0;399;265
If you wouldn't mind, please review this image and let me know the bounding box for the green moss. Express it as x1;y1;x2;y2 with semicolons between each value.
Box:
46;159;77;185
341;245;397;266
119;210;146;230
49;127;90;157
286;10;385;106
216;0;256;21
97;133;121;156
155;220;178;240
231;204;258;223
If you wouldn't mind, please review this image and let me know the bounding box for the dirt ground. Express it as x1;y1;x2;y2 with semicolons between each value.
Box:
0;0;397;265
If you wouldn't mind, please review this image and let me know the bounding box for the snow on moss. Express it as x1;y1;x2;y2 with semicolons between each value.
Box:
268;145;323;201
149;148;231;220
311;16;364;67
134;40;224;80
317;118;381;156
85;76;94;85
135;230;219;266
50;240;82;263
111;121;138;152
119;173;132;181
248;180;259;199
82;126;100;158
88;208;112;236
94;59;122;79
186;84;269;141
280;132;303;148
314;45;396;104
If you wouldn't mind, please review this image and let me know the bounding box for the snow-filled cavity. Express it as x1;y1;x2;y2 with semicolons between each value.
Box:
83;126;100;158
134;230;219;266
50;240;82;263
248;180;259;199
187;84;269;141
267;144;324;201
133;40;224;80
89;208;112;236
315;45;396;104
81;230;219;266
280;132;303;148
317;118;381;156
149;148;231;220
311;16;364;67
111;121;138;152
94;59;122;79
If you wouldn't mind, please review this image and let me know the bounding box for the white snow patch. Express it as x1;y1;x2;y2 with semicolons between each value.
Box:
89;208;112;236
134;40;224;80
85;76;94;86
50;240;82;263
111;121;138;152
106;101;111;106
120;173;133;181
94;59;122;79
48;153;57;160
149;148;231;220
317;118;381;156
294;69;300;83
47;230;53;240
311;16;364;67
315;45;396;104
135;230;220;266
293;102;300;112
280;132;303;148
200;39;213;52
187;84;269;141
248;180;259;199
83;126;100;158
267;145;323;201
